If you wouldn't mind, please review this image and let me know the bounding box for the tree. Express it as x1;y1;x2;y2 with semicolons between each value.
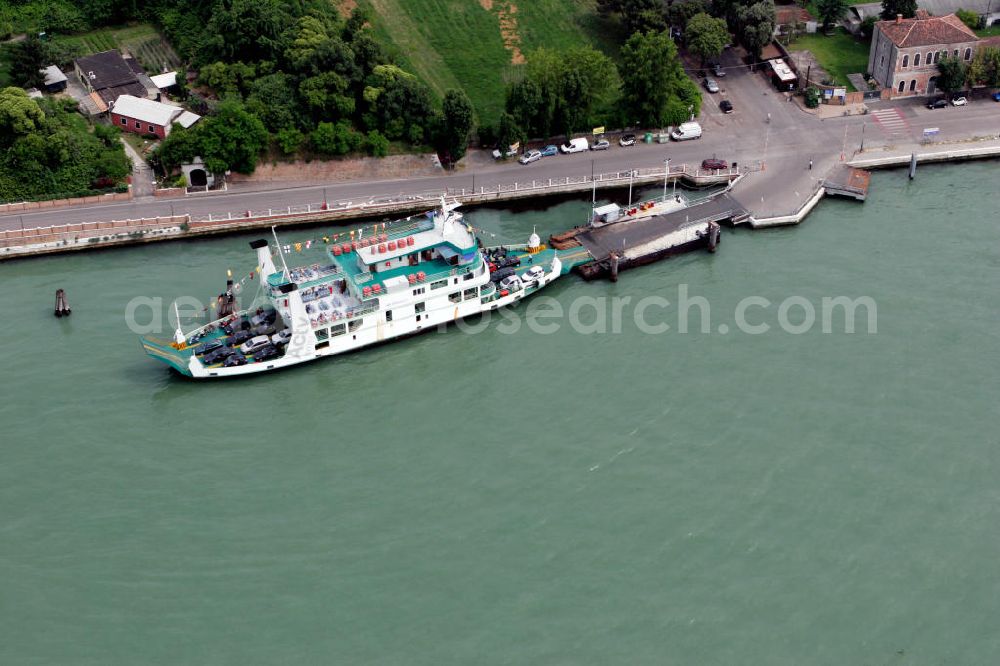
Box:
968;46;1000;88
816;0;848;32
310;121;363;155
365;130;389;157
955;9;980;30
685;13;728;65
195;100;269;174
505;47;617;138
736;0;776;61
667;0;711;28
596;0;667;35
441;89;474;163
620;30;701;127
495;111;522;153
860;16;877;39
936;56;968;94
9;36;50;90
880;0;917;20
0;87;46;142
275;127;305;154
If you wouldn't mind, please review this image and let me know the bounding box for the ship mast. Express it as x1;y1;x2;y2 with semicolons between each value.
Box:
271;225;290;280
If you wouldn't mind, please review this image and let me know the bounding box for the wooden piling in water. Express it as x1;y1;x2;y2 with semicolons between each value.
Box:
54;289;71;317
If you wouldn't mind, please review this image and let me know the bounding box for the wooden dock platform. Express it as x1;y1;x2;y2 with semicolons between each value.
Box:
823;166;871;201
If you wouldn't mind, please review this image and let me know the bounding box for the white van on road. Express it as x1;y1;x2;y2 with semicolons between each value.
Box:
670;122;702;141
560;137;589;154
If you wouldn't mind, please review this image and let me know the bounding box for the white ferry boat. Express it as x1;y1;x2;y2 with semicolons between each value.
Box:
142;199;562;378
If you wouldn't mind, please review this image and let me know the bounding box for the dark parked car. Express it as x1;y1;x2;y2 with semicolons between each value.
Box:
719;99;733;114
619;134;636;147
194;339;224;355
701;158;729;170
711;62;726;78
203;346;236;365
223;353;247;367
926;98;948;109
226;330;253;347
993;92;1000;102
253;344;281;362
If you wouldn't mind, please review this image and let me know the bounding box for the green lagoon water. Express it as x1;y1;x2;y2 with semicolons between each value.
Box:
2;162;999;664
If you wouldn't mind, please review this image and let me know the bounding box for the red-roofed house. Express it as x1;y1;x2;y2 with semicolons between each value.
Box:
868;10;979;97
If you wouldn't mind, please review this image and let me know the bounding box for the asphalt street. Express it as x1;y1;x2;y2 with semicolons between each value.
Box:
3;56;998;233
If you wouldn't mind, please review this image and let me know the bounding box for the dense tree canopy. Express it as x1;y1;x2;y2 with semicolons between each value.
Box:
736;0;776;60
685;12;729;64
441;89;475;162
153;100;268;174
935;56;968;94
816;0;848;32
620;30;701;127
968;47;1000;88
505;47;618;138
0;93;129;202
880;0;917;20
596;0;668;35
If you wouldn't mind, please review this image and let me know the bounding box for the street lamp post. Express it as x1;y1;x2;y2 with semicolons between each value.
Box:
662;159;670;201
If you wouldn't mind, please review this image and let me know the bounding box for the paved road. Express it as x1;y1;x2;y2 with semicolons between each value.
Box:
3;59;998;232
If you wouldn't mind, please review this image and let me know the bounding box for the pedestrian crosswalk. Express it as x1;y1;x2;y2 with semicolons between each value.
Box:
870;108;910;135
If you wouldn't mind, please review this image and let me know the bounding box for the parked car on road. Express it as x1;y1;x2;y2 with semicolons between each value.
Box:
590;138;610;150
719;99;733;114
492;145;518;159
926;98;948;109
619;134;636;146
951;96;967;106
671;121;703;141
540;144;559;156
519;149;542;164
560;137;589;153
703;77;719;93
711;62;726;77
993;91;1000;102
701;158;728;170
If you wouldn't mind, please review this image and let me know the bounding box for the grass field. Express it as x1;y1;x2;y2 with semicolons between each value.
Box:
357;0;620;125
788;29;871;90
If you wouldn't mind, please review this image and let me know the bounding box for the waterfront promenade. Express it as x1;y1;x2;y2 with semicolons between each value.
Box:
2;53;998;256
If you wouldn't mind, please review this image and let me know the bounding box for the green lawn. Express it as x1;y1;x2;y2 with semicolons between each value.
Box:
976;25;1000;38
359;0;619;125
787;28;871;91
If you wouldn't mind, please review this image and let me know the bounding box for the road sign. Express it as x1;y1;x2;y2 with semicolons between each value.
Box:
592;126;605;135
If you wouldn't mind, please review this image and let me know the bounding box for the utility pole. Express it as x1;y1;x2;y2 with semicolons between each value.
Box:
859;123;866;153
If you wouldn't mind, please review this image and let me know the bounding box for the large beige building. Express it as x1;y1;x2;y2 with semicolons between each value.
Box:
867;10;979;97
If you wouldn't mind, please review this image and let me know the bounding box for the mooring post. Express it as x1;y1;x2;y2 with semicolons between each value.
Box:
908;153;917;180
609;252;619;283
54;289;71;317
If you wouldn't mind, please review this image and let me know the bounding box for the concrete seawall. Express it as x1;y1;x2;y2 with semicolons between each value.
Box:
0;166;739;260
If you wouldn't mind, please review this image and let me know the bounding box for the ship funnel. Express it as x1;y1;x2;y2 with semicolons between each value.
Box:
249;239;277;278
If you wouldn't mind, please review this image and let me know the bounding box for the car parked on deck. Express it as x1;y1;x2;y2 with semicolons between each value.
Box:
226;330;253;347
223;353;247;367
204;346;236;365
719;99;733;114
520;265;545;285
240;335;271;355
194;339;224;355
519;149;542;164
498;274;523;292
619;134;636;146
271;328;292;346
926;98;948;109
701;158;728;170
703;77;719;93
254;344;281;362
540;144;559;156
590;138;611;150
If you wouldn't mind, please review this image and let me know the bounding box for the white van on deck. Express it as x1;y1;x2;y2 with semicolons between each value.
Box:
560;137;589;154
670;122;702;141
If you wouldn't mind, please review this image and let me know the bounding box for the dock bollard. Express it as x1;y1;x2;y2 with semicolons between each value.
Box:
908;153;917;180
609;252;619;283
54;289;71;317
